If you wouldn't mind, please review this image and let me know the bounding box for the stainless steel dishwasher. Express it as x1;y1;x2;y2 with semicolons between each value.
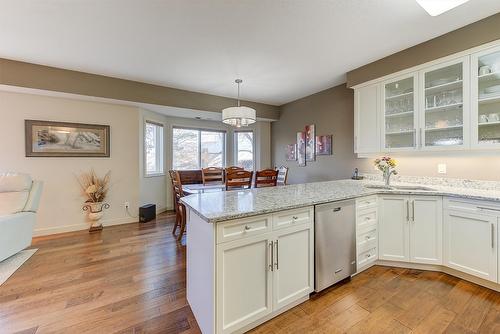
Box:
315;199;356;292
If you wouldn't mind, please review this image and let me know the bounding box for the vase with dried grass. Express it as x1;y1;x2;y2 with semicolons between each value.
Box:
78;169;111;232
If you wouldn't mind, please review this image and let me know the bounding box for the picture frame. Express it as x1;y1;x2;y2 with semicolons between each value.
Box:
316;135;333;155
25;120;110;157
285;144;297;161
305;124;315;161
296;132;306;167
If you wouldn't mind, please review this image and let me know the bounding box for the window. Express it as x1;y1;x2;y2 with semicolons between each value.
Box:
172;127;225;170
235;131;254;170
145;121;164;176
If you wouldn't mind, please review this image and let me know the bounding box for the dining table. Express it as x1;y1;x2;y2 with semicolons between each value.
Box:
182;183;226;195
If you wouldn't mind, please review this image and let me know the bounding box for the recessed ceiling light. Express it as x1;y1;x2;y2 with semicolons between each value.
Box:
416;0;470;16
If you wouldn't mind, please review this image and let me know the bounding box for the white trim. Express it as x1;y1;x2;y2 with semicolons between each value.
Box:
33;216;137;237
171;125;227;170
375;260;500;292
144;120;165;177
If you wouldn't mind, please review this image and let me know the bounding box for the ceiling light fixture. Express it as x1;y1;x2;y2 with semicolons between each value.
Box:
415;0;470;16
222;79;256;127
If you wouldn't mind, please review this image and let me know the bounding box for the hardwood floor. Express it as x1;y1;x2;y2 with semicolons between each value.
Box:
1;213;499;334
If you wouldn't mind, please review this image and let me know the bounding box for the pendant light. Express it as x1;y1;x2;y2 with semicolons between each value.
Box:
222;79;256;127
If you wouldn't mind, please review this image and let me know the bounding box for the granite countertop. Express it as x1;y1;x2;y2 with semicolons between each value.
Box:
180;179;500;223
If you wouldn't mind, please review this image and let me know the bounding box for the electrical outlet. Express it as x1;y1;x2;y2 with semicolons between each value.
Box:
124;202;130;209
438;164;447;174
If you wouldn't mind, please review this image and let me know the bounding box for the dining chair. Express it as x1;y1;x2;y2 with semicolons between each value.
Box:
276;166;289;186
225;166;244;174
202;167;224;185
225;170;253;190
254;169;279;188
171;171;187;241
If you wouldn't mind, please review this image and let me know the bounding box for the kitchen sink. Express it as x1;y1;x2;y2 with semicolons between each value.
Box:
365;184;436;191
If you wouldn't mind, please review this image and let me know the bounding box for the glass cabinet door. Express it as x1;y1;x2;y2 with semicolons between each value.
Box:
383;75;417;150
473;48;500;146
421;60;467;148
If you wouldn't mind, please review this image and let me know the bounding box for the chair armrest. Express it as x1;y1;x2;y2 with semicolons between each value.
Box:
23;180;44;212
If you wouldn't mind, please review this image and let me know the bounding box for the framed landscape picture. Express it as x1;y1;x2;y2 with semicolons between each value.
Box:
296;132;306;167
285;144;297;161
25;120;110;157
305;124;315;161
316;135;332;155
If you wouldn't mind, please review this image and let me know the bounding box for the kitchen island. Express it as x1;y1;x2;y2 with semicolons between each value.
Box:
181;178;500;334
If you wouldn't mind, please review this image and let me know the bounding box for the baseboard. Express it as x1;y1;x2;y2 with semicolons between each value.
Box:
33;216;137;237
376;260;500;292
156;206;168;214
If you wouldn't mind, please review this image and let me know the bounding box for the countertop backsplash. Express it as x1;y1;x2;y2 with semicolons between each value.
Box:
361;173;500;192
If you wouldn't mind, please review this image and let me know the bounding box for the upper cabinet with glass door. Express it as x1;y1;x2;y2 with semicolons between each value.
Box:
382;74;418;150
420;58;469;149
471;46;500;148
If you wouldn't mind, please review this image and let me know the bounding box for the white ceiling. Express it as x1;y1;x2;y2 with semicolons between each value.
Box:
0;1;499;106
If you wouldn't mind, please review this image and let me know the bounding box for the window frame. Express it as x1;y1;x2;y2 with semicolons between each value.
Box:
234;130;255;170
172;126;227;170
144;120;165;177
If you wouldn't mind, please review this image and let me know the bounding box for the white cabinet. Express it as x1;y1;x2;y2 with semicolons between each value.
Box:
410;196;443;265
471;45;500;148
379;195;442;264
273;224;314;310
381;73;419;151
378;195;410;261
356;196;378;272
419;57;470;150
216;208;313;334
216;234;273;334
352;39;500;154
354;84;380;153
444;204;498;283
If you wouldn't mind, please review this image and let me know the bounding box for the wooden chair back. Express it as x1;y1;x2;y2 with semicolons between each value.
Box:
254;169;278;188
202;167;224;185
171;171;184;203
225;166;244;174
225;170;253;190
276;166;289;186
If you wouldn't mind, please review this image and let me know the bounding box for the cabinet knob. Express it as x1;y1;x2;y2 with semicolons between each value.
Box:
244;225;251;231
365;236;371;240
292;216;298;220
366;254;371;258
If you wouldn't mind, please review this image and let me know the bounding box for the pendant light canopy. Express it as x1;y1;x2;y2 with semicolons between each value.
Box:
222;79;256;127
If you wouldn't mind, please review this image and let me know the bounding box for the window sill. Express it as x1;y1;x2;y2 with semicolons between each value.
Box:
144;173;165;178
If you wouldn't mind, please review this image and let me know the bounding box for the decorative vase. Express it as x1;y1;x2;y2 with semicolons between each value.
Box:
83;202;110;232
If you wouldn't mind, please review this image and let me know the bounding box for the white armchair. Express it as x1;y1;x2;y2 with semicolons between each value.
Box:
0;173;43;262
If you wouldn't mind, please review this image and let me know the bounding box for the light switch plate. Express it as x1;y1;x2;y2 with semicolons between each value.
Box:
438;164;447;174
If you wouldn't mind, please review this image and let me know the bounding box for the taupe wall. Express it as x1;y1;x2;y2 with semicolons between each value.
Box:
347;12;500;87
0;58;280;120
272;84;359;184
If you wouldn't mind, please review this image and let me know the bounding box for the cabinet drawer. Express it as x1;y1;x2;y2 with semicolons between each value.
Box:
357;229;377;253
356;210;377;229
217;215;272;244
356;196;378;211
272;207;313;230
358;247;377;267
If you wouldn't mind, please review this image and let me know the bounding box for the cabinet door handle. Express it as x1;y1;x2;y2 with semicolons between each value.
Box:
406;200;410;222
412;200;415;222
244;225;251;231
492;224;495;249
413;128;416;148
275;240;279;270
420;128;423;147
269;241;274;271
